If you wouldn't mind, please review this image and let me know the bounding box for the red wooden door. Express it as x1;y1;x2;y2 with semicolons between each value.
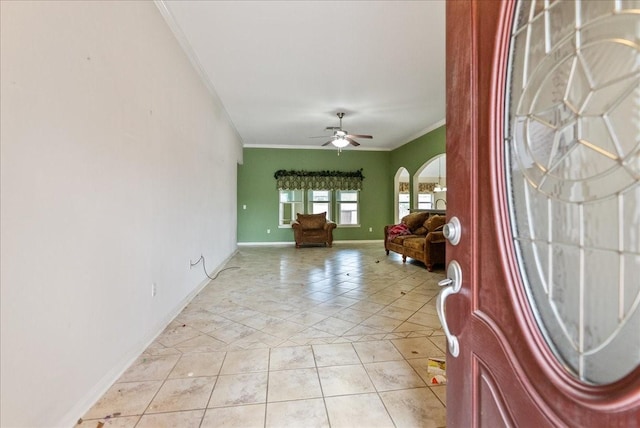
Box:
443;1;640;426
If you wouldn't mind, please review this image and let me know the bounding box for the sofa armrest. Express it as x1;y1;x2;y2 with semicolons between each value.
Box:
324;221;337;231
426;231;446;244
291;220;302;230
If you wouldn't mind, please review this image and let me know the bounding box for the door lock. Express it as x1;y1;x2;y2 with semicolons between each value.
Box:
443;216;462;246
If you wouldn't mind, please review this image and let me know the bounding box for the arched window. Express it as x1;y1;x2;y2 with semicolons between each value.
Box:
394;167;410;223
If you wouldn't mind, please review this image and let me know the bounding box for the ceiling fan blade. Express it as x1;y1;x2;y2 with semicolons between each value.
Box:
321;140;333;146
347;134;373;139
346;137;360;147
309;136;330;139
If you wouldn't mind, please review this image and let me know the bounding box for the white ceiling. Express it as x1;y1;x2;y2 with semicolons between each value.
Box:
158;0;446;151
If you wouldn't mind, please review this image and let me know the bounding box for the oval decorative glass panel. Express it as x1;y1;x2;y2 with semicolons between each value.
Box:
504;0;640;384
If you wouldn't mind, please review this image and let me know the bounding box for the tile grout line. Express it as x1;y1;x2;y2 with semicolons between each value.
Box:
310;343;333;428
199;350;227;427
263;349;271;428
352;340;398;426
134;349;184;426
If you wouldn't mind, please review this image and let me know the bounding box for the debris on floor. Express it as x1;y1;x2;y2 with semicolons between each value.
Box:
428;357;447;385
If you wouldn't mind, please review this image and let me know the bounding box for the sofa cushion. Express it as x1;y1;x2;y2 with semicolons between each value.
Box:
425;215;446;232
402;212;430;232
413;226;427;235
297;212;327;230
302;229;327;238
391;234;421;245
403;237;426;251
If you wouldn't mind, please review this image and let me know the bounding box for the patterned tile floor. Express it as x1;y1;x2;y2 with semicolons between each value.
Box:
78;243;447;428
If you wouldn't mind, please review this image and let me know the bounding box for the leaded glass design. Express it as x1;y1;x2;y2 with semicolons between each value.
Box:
505;0;640;384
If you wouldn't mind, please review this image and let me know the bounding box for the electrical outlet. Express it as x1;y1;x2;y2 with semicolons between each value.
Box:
267;229;271;234
369;227;373;232
151;282;157;297
243;204;247;210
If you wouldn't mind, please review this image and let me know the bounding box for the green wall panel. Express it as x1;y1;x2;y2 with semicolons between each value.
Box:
237;125;446;243
238;148;391;242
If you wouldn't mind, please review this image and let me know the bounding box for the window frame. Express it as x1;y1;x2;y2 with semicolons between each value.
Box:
417;192;433;210
335;190;359;227
278;189;304;226
307;189;332;220
398;192;410;220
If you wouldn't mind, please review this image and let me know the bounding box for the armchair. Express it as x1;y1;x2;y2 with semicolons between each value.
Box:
291;212;336;248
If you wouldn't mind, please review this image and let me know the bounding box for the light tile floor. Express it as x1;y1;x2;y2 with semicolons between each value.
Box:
77;243;447;428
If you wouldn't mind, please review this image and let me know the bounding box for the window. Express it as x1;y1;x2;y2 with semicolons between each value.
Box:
399;192;410;219
278;189;360;227
308;190;331;218
336;190;359;225
279;190;303;226
417;193;432;209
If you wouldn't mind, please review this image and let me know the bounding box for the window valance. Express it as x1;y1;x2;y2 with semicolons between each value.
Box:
398;182;438;193
419;182;437;193
275;169;364;190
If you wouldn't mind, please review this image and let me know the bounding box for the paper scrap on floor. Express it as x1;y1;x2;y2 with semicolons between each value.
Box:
428;357;447;385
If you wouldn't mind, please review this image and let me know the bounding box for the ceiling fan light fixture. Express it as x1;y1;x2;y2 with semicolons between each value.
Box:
332;137;350;148
316;113;372;151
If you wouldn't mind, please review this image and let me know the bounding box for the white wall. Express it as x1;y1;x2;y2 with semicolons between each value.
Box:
0;1;243;426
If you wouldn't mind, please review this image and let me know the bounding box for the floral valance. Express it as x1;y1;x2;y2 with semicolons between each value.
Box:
419;182;438;193
398;182;438;193
275;169;364;190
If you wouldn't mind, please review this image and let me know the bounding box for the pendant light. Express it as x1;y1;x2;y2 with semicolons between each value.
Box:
434;156;446;192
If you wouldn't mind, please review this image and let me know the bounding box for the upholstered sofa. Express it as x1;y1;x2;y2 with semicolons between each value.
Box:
384;211;446;271
292;212;337;248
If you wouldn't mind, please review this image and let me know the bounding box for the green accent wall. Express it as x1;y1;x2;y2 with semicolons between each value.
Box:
237;124;446;243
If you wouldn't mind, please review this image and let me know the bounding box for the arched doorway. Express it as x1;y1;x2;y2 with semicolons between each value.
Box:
414;153;446;210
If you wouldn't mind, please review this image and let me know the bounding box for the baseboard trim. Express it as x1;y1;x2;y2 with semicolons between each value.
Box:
237;240;384;246
237;241;291;246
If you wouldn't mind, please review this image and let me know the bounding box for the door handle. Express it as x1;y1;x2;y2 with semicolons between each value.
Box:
436;260;462;357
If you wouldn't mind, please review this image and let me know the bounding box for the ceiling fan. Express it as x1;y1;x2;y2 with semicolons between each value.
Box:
316;112;373;149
